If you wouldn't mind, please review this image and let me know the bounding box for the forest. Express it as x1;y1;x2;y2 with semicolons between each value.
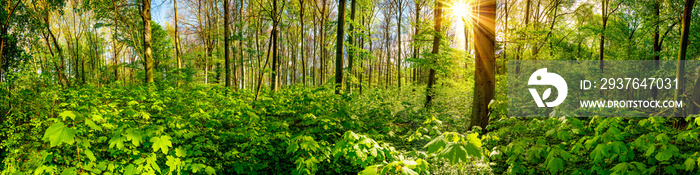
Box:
1;0;700;173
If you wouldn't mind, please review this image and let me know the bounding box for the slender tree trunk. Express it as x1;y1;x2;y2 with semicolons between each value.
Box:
425;0;443;107
271;0;279;91
141;0;154;84
346;0;356;93
313;16;317;85
469;0;496;131
652;1;661;98
255;34;273;101
334;0;347;94
396;0;403;89
112;0;120;83
174;0;181;86
46;16;68;86
676;0;695;118
300;0;306;86
413;1;421;85
599;0;608;72
515;0;531;75
224;0;231;88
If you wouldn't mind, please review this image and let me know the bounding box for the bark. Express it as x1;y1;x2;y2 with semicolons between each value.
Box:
425;0;442;108
469;0;497;131
652;1;660;98
174;0;181;86
412;0;422;85
396;0;403;89
271;0;279;91
300;0;306;86
112;0;119;82
676;0;695;118
141;0;154;84
346;0;356;93
46;13;68;87
224;0;231;88
334;0;346;94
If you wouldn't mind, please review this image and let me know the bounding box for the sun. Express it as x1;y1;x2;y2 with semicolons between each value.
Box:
451;0;471;20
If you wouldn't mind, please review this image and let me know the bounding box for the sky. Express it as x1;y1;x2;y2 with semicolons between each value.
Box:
151;0;172;27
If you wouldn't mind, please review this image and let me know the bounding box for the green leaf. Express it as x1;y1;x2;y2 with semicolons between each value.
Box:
359;165;380;175
644;146;655;157
166;156;183;172
151;135;173;154
465;132;482;148
84;149;96;161
60;167;76;175
42;122;77;147
684;158;695;171
439;143;468;165
204;166;216;175
123;164;136;175
85;119;102;132
655;145;678;162
124;129;143;147
400;166;419;175
591;144;608;163
175;147;187;157
59;111;76;121
547;158;564;175
108;136;126;150
424;136;447;154
191;164;207;173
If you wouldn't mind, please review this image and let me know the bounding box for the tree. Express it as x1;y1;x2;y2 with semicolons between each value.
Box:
271;0;280;91
300;0;306;86
346;0;356;93
0;0;22;82
598;0;621;72
174;0;182;86
224;0;231;87
393;0;405;89
141;0;154;84
676;0;695;117
411;0;425;84
469;0;496;130
334;0;347;94
424;0;443;107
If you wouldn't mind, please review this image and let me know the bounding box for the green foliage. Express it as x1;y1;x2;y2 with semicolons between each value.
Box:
486;115;700;174
424;132;483;165
1;84;485;174
42;121;76;147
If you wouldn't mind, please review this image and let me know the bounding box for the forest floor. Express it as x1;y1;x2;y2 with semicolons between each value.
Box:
0;83;483;174
2;81;699;174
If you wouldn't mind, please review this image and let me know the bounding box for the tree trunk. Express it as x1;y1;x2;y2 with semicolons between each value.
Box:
676;0;695;118
141;0;154;84
112;0;120;83
346;0;356;93
334;0;346;94
515;0;531;75
46;15;68;87
599;0;607;72
396;0;403;89
425;0;443;108
469;0;496;131
224;0;231;88
174;0;181;86
300;0;306;86
271;0;279;91
652;1;660;98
